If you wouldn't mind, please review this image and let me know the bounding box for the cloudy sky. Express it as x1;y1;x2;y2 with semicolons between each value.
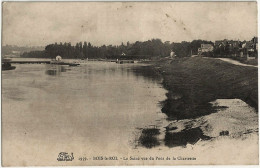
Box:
2;2;257;46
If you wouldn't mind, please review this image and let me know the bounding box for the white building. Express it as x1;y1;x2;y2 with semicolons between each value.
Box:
201;44;214;52
170;50;175;58
56;55;62;61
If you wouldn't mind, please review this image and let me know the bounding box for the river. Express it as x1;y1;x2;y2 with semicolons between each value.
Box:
2;60;171;166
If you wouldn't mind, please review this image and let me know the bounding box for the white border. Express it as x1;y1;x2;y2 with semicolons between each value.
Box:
0;0;259;168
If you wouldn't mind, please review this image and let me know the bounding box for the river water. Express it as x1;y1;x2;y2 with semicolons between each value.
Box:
2;61;170;166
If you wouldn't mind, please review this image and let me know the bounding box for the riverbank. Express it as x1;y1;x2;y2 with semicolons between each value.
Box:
136;57;258;155
151;57;258;120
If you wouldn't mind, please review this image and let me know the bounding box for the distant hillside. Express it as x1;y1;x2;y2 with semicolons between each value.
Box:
2;45;44;57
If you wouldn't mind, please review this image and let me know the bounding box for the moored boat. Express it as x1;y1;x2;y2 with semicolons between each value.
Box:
2;58;16;71
51;55;80;66
69;63;80;66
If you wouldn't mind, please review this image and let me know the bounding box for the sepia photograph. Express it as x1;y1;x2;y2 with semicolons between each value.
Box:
1;1;259;166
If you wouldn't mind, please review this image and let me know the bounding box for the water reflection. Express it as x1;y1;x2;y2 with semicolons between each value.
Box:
45;65;68;76
132;65;162;84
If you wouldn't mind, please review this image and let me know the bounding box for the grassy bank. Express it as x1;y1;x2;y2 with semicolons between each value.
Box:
152;57;258;120
241;59;258;66
230;56;258;66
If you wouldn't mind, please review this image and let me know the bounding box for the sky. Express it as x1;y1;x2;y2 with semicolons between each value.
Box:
2;2;258;47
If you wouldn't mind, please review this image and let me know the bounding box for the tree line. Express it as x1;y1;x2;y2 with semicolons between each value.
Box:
21;39;213;59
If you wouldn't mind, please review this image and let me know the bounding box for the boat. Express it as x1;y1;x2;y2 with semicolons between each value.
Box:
50;60;69;65
2;62;16;71
116;60;135;64
69;63;80;66
2;58;16;71
50;56;80;66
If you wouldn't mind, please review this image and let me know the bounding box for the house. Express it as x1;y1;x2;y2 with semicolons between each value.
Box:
227;40;241;49
197;48;202;56
213;37;257;59
240;41;257;59
215;40;228;48
200;44;214;52
251;37;258;51
245;41;256;59
252;37;258;44
226;40;241;57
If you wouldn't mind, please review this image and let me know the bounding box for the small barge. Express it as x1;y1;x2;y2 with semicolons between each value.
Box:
116;60;135;64
50;60;80;66
2;58;16;71
50;56;80;66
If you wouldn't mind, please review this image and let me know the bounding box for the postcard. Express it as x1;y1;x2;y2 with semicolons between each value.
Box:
1;1;258;166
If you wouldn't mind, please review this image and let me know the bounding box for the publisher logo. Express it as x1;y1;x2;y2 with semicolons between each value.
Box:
57;152;74;161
